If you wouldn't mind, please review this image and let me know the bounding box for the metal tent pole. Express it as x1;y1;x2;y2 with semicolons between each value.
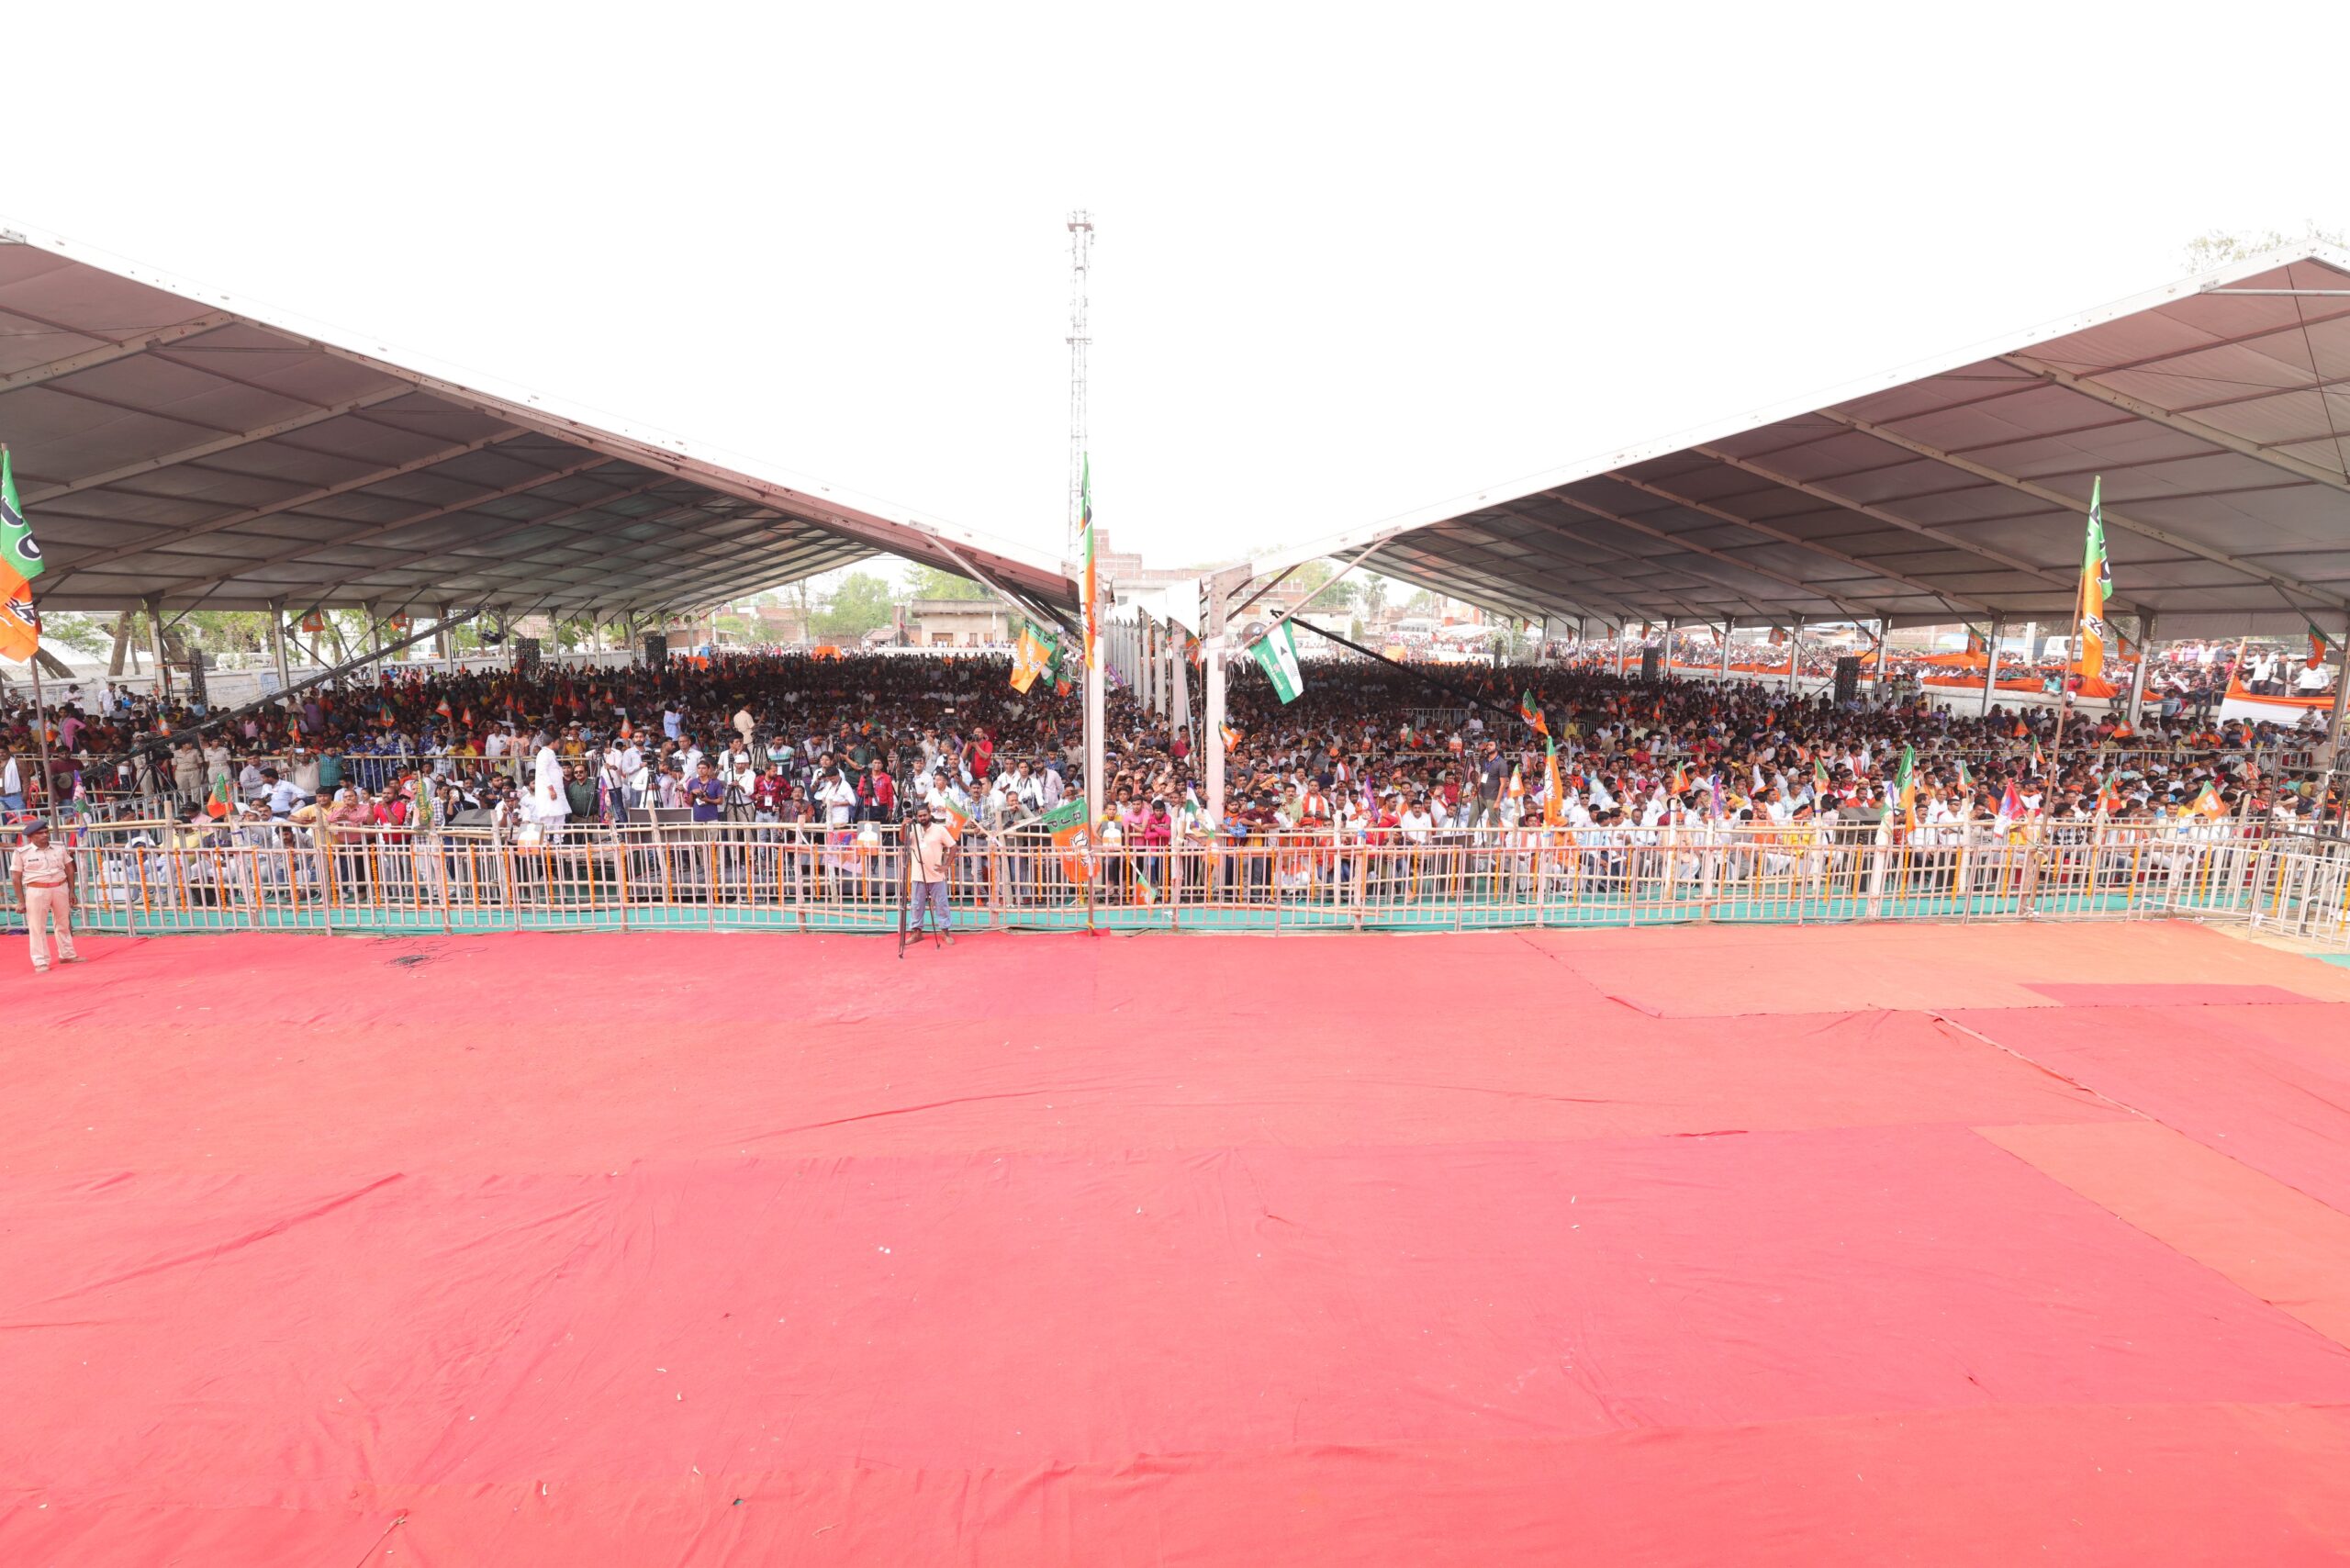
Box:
145;600;172;702
2329;634;2350;771
2126;614;2156;726
1980;620;2003;718
1203;566;1248;823
268;601;292;697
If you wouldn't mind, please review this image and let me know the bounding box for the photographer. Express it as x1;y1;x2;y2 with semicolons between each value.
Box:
909;804;957;946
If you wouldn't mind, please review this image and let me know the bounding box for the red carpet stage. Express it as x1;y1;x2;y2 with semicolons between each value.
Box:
8;922;2350;1564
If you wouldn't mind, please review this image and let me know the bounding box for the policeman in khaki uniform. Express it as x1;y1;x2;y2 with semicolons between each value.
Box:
12;821;80;972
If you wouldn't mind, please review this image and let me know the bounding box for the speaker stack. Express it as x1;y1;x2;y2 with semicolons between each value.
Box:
515;636;543;672
1639;647;1662;682
642;633;669;666
1833;655;1861;704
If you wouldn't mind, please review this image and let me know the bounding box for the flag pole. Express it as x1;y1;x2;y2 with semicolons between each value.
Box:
28;613;59;826
1079;454;1102;935
2046;602;2084;793
2028;479;2101;914
6;442;59;826
2046;478;2105;806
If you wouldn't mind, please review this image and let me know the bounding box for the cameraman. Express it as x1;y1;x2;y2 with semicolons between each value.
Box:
910;804;957;946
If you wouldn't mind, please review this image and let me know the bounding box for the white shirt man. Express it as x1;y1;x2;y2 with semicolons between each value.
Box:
2295;660;2331;693
1004;765;1043;817
532;739;570;826
600;745;639;811
816;771;857;826
663;706;685;742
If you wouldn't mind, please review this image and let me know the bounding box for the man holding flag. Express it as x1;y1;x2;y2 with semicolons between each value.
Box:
1890;744;1918;834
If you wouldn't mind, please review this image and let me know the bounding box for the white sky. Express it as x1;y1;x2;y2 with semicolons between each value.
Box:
11;3;2348;588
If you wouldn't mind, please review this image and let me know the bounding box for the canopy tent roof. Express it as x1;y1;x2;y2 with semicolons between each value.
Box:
0;222;1074;620
1270;245;2350;644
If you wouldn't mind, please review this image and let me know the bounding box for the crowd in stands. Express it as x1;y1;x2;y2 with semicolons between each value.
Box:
1646;633;2336;711
0;645;2341;857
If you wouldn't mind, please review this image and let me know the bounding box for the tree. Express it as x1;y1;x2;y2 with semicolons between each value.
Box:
813;571;898;641
40;611;116;657
2184;220;2345;271
1284;558;1357;610
901;565;985;601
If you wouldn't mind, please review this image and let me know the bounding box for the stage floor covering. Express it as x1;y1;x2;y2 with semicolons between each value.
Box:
8;921;2350;1564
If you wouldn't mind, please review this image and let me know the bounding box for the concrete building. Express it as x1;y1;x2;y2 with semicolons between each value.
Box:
910;599;1012;648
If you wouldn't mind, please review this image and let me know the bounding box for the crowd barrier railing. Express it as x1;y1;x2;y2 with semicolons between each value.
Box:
8;819;2349;945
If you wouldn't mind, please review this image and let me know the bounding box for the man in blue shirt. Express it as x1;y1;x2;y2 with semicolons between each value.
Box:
686;759;726;823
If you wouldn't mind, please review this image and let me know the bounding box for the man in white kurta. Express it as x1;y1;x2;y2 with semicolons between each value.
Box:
532;733;571;839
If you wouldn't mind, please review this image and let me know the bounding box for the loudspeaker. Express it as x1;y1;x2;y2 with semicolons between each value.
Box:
515;636;543;671
642;633;668;666
1833;655;1860;704
1639;647;1661;682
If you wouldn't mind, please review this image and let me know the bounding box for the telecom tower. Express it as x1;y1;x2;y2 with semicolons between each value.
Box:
1065;210;1093;567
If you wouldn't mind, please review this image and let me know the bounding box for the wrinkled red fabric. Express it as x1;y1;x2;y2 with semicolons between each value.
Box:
6;924;2350;1563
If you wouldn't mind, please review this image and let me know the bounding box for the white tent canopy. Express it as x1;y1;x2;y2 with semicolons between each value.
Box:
1259;244;2350;644
0;222;1075;621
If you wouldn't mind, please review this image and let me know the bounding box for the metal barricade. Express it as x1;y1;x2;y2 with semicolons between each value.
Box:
10;819;2348;946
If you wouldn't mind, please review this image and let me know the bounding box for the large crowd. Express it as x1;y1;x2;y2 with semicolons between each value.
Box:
1641;633;2337;708
0;646;2341;851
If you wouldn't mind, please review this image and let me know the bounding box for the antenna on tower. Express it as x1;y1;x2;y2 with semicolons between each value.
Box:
1065;210;1093;568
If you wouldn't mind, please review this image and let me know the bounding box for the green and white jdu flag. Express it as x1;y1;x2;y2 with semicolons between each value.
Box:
1252;618;1306;704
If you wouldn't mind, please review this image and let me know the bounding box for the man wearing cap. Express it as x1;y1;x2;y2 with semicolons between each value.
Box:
12;822;80;971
